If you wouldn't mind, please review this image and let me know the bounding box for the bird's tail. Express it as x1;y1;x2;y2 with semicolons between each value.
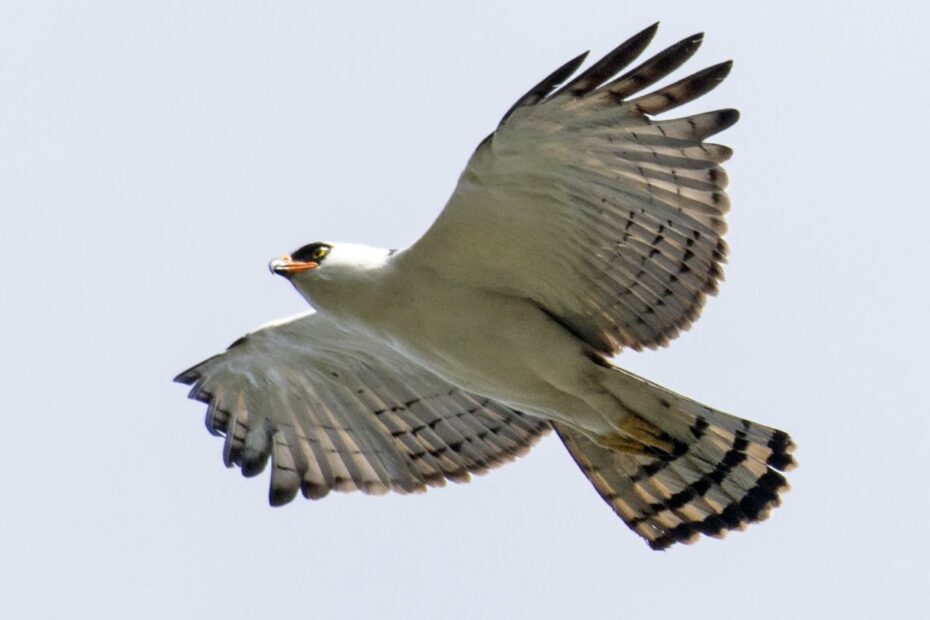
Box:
555;366;796;550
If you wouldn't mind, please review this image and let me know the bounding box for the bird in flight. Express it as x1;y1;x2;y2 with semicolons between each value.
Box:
176;24;795;550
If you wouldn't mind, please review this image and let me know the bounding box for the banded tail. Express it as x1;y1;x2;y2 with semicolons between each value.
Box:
557;367;796;550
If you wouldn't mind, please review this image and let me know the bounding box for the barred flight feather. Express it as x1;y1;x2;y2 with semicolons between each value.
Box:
409;25;741;352
174;312;550;505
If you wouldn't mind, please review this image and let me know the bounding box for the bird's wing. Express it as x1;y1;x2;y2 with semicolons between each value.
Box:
175;311;550;504
401;24;736;354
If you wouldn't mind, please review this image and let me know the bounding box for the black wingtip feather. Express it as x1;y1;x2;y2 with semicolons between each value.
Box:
301;481;332;501
173;368;199;385
717;107;740;130
606;32;704;100
700;60;733;86
241;456;269;478
270;484;300;507
499;50;589;125
632;60;735;115
174;354;222;385
554;23;660;97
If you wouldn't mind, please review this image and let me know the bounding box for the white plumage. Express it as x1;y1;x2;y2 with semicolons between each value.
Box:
177;24;795;550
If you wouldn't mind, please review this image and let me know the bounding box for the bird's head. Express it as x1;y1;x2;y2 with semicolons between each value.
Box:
269;241;392;309
269;241;335;279
269;241;391;287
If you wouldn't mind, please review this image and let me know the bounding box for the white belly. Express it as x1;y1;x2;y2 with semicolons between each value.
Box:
296;258;617;435
371;281;614;433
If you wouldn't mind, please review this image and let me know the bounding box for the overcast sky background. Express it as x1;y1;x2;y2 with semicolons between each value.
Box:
2;1;928;618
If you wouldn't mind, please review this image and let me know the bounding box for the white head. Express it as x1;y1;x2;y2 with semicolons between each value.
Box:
269;241;391;306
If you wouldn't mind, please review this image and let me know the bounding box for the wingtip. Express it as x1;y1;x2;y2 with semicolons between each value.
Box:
498;48;591;125
174;353;222;386
269;493;293;508
173;368;199;385
555;49;592;76
572;49;592;66
719;107;740;129
703;60;735;90
682;32;705;52
625;22;659;47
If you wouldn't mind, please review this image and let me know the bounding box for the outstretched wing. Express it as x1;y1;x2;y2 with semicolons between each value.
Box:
401;24;735;354
175;311;550;505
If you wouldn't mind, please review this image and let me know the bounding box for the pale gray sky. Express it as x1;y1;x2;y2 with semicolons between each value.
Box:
2;1;928;618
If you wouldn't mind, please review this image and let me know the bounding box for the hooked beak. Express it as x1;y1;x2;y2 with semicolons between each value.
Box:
269;256;319;277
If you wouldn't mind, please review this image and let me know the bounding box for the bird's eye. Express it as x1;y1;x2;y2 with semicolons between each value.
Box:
291;242;332;263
